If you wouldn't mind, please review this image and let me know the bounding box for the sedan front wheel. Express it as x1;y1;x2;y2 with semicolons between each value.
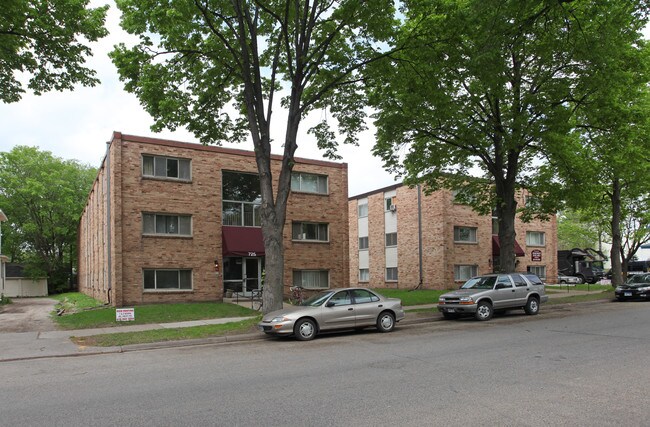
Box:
294;318;317;341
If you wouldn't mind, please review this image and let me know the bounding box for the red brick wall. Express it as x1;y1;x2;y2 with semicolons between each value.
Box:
348;185;558;290
78;132;349;306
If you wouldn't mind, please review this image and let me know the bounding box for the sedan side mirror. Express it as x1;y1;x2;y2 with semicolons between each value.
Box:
326;301;336;308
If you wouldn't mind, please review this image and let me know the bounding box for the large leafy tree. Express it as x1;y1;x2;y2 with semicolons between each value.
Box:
110;0;397;312
371;0;649;273
0;0;108;103
0;146;97;292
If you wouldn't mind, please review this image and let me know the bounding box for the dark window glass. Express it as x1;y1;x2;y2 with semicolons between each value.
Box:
222;171;261;203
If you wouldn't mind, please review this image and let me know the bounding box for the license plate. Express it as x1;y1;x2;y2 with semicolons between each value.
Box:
446;308;456;313
624;292;632;297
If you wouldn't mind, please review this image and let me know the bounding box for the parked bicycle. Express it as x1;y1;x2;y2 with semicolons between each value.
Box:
289;286;304;305
252;288;263;311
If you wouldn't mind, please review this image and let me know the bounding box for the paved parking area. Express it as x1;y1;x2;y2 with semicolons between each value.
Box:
0;297;58;333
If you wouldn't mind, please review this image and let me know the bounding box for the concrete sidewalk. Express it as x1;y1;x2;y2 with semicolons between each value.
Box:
0;290;610;362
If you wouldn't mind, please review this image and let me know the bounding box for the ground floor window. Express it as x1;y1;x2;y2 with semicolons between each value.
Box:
527;265;546;279
144;269;192;290
454;265;478;281
386;267;398;281
293;270;329;289
359;268;369;282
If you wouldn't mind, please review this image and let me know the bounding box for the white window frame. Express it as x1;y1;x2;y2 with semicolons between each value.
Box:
454;226;477;243
358;203;368;218
291;172;328;194
143;269;193;291
526;231;546;247
359;236;369;250
454;265;478;281
142;155;191;181
359;268;369;282
142;213;192;236
293;270;329;289
527;265;547;279
386;267;398;281
385;232;397;247
292;222;329;242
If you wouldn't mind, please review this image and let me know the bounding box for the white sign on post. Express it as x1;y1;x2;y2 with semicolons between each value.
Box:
116;308;135;322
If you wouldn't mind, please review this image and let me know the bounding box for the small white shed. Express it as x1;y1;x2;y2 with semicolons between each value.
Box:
3;264;48;297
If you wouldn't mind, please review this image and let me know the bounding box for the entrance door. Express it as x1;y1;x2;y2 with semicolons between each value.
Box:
243;257;261;294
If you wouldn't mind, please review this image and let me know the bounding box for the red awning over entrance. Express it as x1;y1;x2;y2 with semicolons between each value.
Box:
492;236;525;257
222;227;265;257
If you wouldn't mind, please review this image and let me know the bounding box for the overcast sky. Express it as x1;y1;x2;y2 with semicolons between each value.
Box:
0;3;648;198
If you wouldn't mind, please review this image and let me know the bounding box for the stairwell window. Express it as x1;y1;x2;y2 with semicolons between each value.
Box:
385;232;397;247
359;268;369;282
359;236;369;250
142;155;191;181
386;267;398;281
454;226;477;243
455;265;478;281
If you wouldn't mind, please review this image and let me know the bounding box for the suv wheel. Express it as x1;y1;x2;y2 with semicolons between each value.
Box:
524;297;540;315
475;301;493;321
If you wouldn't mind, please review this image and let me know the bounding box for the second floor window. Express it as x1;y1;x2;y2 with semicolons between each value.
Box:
222;171;261;227
142;155;191;180
291;172;328;194
359;236;369;250
454;226;477;243
526;231;546;246
143;213;191;236
292;222;329;242
385;232;397;247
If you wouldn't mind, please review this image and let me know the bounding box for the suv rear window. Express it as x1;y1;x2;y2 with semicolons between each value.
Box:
525;274;543;286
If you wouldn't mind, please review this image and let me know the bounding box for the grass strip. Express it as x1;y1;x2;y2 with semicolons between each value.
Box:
375;289;445;306
546;290;614;305
72;318;261;347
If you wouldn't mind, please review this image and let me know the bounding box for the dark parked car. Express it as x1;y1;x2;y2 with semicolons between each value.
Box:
615;274;650;301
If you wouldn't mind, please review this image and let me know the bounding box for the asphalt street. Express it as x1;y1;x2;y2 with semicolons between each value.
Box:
0;300;648;426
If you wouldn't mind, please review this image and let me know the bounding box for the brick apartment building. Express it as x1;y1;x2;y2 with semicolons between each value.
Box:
78;132;349;306
348;183;557;289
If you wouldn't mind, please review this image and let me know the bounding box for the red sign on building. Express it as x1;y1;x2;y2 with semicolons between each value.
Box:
531;249;542;262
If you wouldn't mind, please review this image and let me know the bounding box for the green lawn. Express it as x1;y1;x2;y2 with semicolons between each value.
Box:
547;289;614;304
546;284;612;292
72;318;261;347
52;292;258;330
375;288;445;306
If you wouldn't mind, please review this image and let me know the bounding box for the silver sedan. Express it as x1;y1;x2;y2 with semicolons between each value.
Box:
258;287;405;341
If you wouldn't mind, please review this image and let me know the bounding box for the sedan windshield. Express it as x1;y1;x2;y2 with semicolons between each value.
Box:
461;276;497;290
626;274;650;285
301;291;334;307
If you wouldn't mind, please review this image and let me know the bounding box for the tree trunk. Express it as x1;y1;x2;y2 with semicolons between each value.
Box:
495;180;518;273
610;178;623;288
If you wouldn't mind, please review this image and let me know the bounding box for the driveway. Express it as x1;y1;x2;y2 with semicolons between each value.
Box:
0;297;59;332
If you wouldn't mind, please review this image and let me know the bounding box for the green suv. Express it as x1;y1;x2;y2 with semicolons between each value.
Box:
437;273;548;321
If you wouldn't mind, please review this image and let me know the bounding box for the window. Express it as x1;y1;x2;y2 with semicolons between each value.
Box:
358;203;368;218
292;222;328;242
385;232;397;247
222;171;262;226
291;172;328;194
359;268;369;282
351;289;380;303
385;197;395;211
328;290;352;306
512;274;528;287
386;267;398;281
359;236;369;250
526;231;546;246
143;213;191;236
454;265;478;281
454;226;477;243
143;269;192;290
527;266;546;280
142;155;191;180
452;189;476;205
293;270;329;289
496;275;513;288
525;273;544;285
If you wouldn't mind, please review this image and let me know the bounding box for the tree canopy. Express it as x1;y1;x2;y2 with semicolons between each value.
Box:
0;0;108;103
370;0;649;272
0;146;97;291
110;0;398;312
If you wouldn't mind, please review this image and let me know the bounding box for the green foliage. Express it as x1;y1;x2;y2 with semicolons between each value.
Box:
0;147;97;291
54;301;257;330
557;210;605;251
52;292;106;312
0;295;12;305
0;0;108;103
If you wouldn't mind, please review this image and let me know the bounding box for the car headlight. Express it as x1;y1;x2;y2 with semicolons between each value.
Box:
615;287;624;291
637;286;650;292
459;296;474;304
271;316;290;323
